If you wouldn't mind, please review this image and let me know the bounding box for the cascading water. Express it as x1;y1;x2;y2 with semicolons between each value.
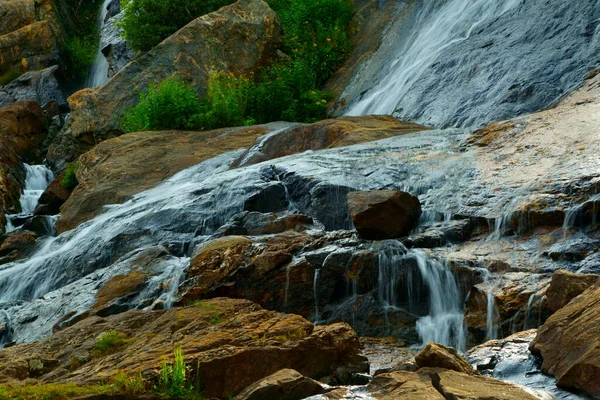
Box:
86;0;113;88
345;0;523;118
5;164;54;233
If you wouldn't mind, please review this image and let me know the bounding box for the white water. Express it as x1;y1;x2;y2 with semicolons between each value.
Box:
4;164;54;233
345;0;522;117
86;0;112;88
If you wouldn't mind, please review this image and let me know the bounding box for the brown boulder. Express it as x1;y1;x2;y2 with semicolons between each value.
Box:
232;116;427;167
530;282;600;396
415;342;476;375
48;0;282;163
232;369;325;400
54;125;270;233
435;369;538;400
545;269;599;313
368;370;445;399
0;0;35;35
33;170;74;216
0;298;368;399
347;190;421;240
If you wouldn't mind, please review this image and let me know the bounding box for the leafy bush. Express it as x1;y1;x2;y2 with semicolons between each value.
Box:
62;37;97;81
121;78;203;132
60;162;79;190
119;0;234;51
120;0;353;129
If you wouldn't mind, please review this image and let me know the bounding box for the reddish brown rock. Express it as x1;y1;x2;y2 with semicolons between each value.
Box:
545;269;599;313
232;368;325;400
347;190;422;240
33;170;74;216
530;282;600;396
414;342;476;375
0;298;368;399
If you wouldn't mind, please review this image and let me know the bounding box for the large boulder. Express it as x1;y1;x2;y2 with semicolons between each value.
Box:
530;282;600;396
545;269;599;313
347;190;422;240
232;369;325;400
0;298;368;399
0;100;47;233
0;0;59;72
100;11;136;78
47;0;282;163
0;66;67;110
54;125;271;233
414;342;476;375
232;116;427;167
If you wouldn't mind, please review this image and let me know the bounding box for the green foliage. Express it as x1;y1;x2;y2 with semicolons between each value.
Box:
155;345;203;399
94;330;128;357
0;69;23;86
119;0;234;51
120;0;352;129
0;383;113;400
121;78;203;133
60;162;79;190
61;36;97;81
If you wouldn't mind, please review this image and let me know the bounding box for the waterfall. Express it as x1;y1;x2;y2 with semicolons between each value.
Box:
485;291;499;340
86;0;113;88
412;249;466;352
5;164;54;233
345;0;522;118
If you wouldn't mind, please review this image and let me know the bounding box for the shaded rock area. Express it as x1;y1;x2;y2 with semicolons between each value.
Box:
47;0;283;164
0;66;66;110
0;100;47;233
232;115;427;168
347;190;422;240
530;281;600;396
0;0;60;72
544;269;599;313
33;170;73;216
0;298;368;399
232;368;325;400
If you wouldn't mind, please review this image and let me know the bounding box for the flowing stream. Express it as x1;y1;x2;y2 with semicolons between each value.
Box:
86;0;113;88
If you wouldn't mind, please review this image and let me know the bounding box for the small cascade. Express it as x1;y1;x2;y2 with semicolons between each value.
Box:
485;290;499;340
562;193;600;236
5;164;54;233
313;268;321;324
0;310;12;347
412;249;466;352
86;0;113;88
523;294;546;331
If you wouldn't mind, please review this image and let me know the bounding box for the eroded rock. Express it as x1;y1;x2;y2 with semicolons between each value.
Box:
545;269;599;313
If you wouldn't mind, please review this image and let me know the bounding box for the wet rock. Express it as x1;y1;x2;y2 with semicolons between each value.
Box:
20;215;55;236
100;11;136;78
232;369;325;400
0;231;36;264
545;269;599;313
435;369;538;400
347;190;422;240
530;282;600;396
0;66;67;110
544;238;600;262
216;212;314;236
48;0;282;163
415;342;476;375
54;125;271;233
33;170;73;216
0;298;368;399
368;370;446;399
232;116;427;168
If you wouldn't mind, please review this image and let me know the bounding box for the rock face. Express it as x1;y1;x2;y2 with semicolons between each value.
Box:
347;190;422;240
54;125;271;233
232;116;427;167
414;342;476;375
100;11;136;78
530;282;600;396
545;269;599;313
0;298;368;398
232;369;325;400
0;66;67;110
0;0;60;72
0;100;47;233
48;0;282;164
367;369;538;400
33;170;73;216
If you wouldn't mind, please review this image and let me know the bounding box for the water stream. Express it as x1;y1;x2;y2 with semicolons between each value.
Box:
86;0;113;88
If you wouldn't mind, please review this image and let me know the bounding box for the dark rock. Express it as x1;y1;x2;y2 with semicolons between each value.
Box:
232;369;325;400
347;190;422;240
1;66;67;111
34;171;73;216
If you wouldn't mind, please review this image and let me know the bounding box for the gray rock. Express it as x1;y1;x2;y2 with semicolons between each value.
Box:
1;66;67;110
100;11;136;78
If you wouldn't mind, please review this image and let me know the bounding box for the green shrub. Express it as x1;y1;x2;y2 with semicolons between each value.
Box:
60;162;79;190
119;0;234;51
94;330;128;356
196;73;255;129
0;69;23;86
62;37;97;80
121;78;203;132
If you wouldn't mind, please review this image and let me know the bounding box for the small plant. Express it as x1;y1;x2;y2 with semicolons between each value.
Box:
273;328;309;343
120;78;203;132
60;162;79;190
155;345;202;399
113;370;146;394
94;330;128;357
